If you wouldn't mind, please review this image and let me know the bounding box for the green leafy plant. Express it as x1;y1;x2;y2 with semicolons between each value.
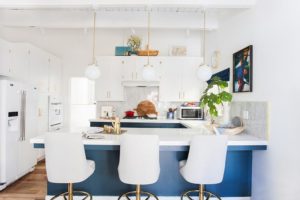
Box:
200;76;233;123
127;35;141;52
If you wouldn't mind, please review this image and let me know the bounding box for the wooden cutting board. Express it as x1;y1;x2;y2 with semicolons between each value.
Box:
135;100;157;117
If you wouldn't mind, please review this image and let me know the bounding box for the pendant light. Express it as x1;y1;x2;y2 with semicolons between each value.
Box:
197;10;212;81
142;8;156;81
85;11;101;80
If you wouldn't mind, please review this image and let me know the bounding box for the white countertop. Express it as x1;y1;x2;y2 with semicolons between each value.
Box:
30;127;268;147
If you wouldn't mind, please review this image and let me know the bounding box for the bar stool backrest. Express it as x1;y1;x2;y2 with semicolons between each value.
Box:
45;132;88;183
118;134;160;185
182;135;228;184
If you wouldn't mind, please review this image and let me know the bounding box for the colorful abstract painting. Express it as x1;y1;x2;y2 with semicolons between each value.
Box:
233;45;253;93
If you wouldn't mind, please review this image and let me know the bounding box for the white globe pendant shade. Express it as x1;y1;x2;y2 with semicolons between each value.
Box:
142;64;156;81
85;64;100;80
197;64;212;81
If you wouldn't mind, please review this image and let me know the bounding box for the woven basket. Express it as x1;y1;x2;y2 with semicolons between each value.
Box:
137;50;159;56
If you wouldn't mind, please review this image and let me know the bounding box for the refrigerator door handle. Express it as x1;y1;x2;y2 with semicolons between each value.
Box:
20;90;26;141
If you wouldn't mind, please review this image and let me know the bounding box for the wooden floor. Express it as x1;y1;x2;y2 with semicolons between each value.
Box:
0;161;47;200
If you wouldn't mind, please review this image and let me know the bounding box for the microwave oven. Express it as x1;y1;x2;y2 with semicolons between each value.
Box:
177;106;204;120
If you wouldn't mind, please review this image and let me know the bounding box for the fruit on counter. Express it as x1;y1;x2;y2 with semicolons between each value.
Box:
135;100;158;117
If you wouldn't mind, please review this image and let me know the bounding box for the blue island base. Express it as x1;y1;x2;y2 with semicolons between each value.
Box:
47;147;254;198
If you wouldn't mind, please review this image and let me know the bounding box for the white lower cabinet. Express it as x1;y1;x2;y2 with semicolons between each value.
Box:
95;57;124;101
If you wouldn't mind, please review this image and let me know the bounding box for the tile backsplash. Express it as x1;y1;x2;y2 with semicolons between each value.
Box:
230;101;269;139
96;87;182;118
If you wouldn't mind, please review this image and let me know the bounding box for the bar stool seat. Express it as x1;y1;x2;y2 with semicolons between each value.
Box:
45;132;95;200
118;134;160;200
180;135;228;200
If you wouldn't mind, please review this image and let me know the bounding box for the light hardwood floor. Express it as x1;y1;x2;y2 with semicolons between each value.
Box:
0;161;47;200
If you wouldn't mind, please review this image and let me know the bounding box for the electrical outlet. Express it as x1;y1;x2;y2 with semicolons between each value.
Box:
243;110;249;120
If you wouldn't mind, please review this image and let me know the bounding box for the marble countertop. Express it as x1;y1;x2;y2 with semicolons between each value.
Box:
30;127;268;147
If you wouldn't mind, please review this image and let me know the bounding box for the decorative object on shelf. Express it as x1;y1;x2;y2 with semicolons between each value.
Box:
211;50;221;68
127;35;141;54
200;76;232;124
142;8;157;81
137;49;159;56
233;45;253;93
85;11;101;80
135;100;158;117
170;46;187;56
115;46;132;56
197;10;213;82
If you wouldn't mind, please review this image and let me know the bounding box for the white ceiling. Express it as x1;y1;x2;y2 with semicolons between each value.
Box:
0;0;256;30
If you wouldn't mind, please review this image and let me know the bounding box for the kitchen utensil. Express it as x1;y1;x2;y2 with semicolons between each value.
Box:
125;110;135;117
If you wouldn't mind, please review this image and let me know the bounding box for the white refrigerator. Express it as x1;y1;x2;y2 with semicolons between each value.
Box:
0;78;38;190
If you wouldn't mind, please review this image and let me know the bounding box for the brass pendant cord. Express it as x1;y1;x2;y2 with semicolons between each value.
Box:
202;10;206;65
92;11;96;64
147;9;151;66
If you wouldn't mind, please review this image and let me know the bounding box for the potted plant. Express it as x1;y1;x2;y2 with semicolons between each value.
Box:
200;76;233;124
127;35;141;54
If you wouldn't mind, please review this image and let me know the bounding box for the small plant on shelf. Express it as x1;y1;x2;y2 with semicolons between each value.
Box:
127;35;141;54
200;76;233;124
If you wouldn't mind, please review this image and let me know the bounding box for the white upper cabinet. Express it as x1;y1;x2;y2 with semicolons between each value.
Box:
121;56;162;81
159;58;183;102
28;45;49;93
11;43;30;81
159;57;205;102
95;57;124;101
0;38;13;76
48;55;62;96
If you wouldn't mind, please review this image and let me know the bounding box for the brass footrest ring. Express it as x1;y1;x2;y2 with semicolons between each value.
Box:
181;189;222;200
118;190;159;200
50;190;92;200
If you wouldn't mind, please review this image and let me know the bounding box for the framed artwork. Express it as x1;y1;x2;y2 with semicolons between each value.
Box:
233;45;253;93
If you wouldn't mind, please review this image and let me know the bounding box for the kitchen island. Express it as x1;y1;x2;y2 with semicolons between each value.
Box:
31;127;267;200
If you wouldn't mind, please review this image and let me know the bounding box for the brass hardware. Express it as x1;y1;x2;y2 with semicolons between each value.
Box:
50;183;92;200
181;184;221;200
118;185;159;200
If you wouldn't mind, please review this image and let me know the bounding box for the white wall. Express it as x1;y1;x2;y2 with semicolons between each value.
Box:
207;0;300;199
0;27;203;128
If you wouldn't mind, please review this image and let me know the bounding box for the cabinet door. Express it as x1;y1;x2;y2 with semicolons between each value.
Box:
136;57;162;81
159;58;182;102
181;58;204;102
28;46;49;93
121;56;137;81
0;39;13;76
11;43;30;81
95;57;124;101
49;55;62;96
108;58;124;101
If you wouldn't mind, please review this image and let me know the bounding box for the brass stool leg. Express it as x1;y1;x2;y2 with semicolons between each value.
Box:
181;186;222;200
136;185;141;200
118;185;159;200
68;183;73;200
50;183;93;200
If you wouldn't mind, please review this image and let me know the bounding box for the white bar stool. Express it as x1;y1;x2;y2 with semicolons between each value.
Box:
45;132;95;200
180;135;228;200
118;134;160;200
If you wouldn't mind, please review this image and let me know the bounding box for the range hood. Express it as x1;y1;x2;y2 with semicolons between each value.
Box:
122;80;160;87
